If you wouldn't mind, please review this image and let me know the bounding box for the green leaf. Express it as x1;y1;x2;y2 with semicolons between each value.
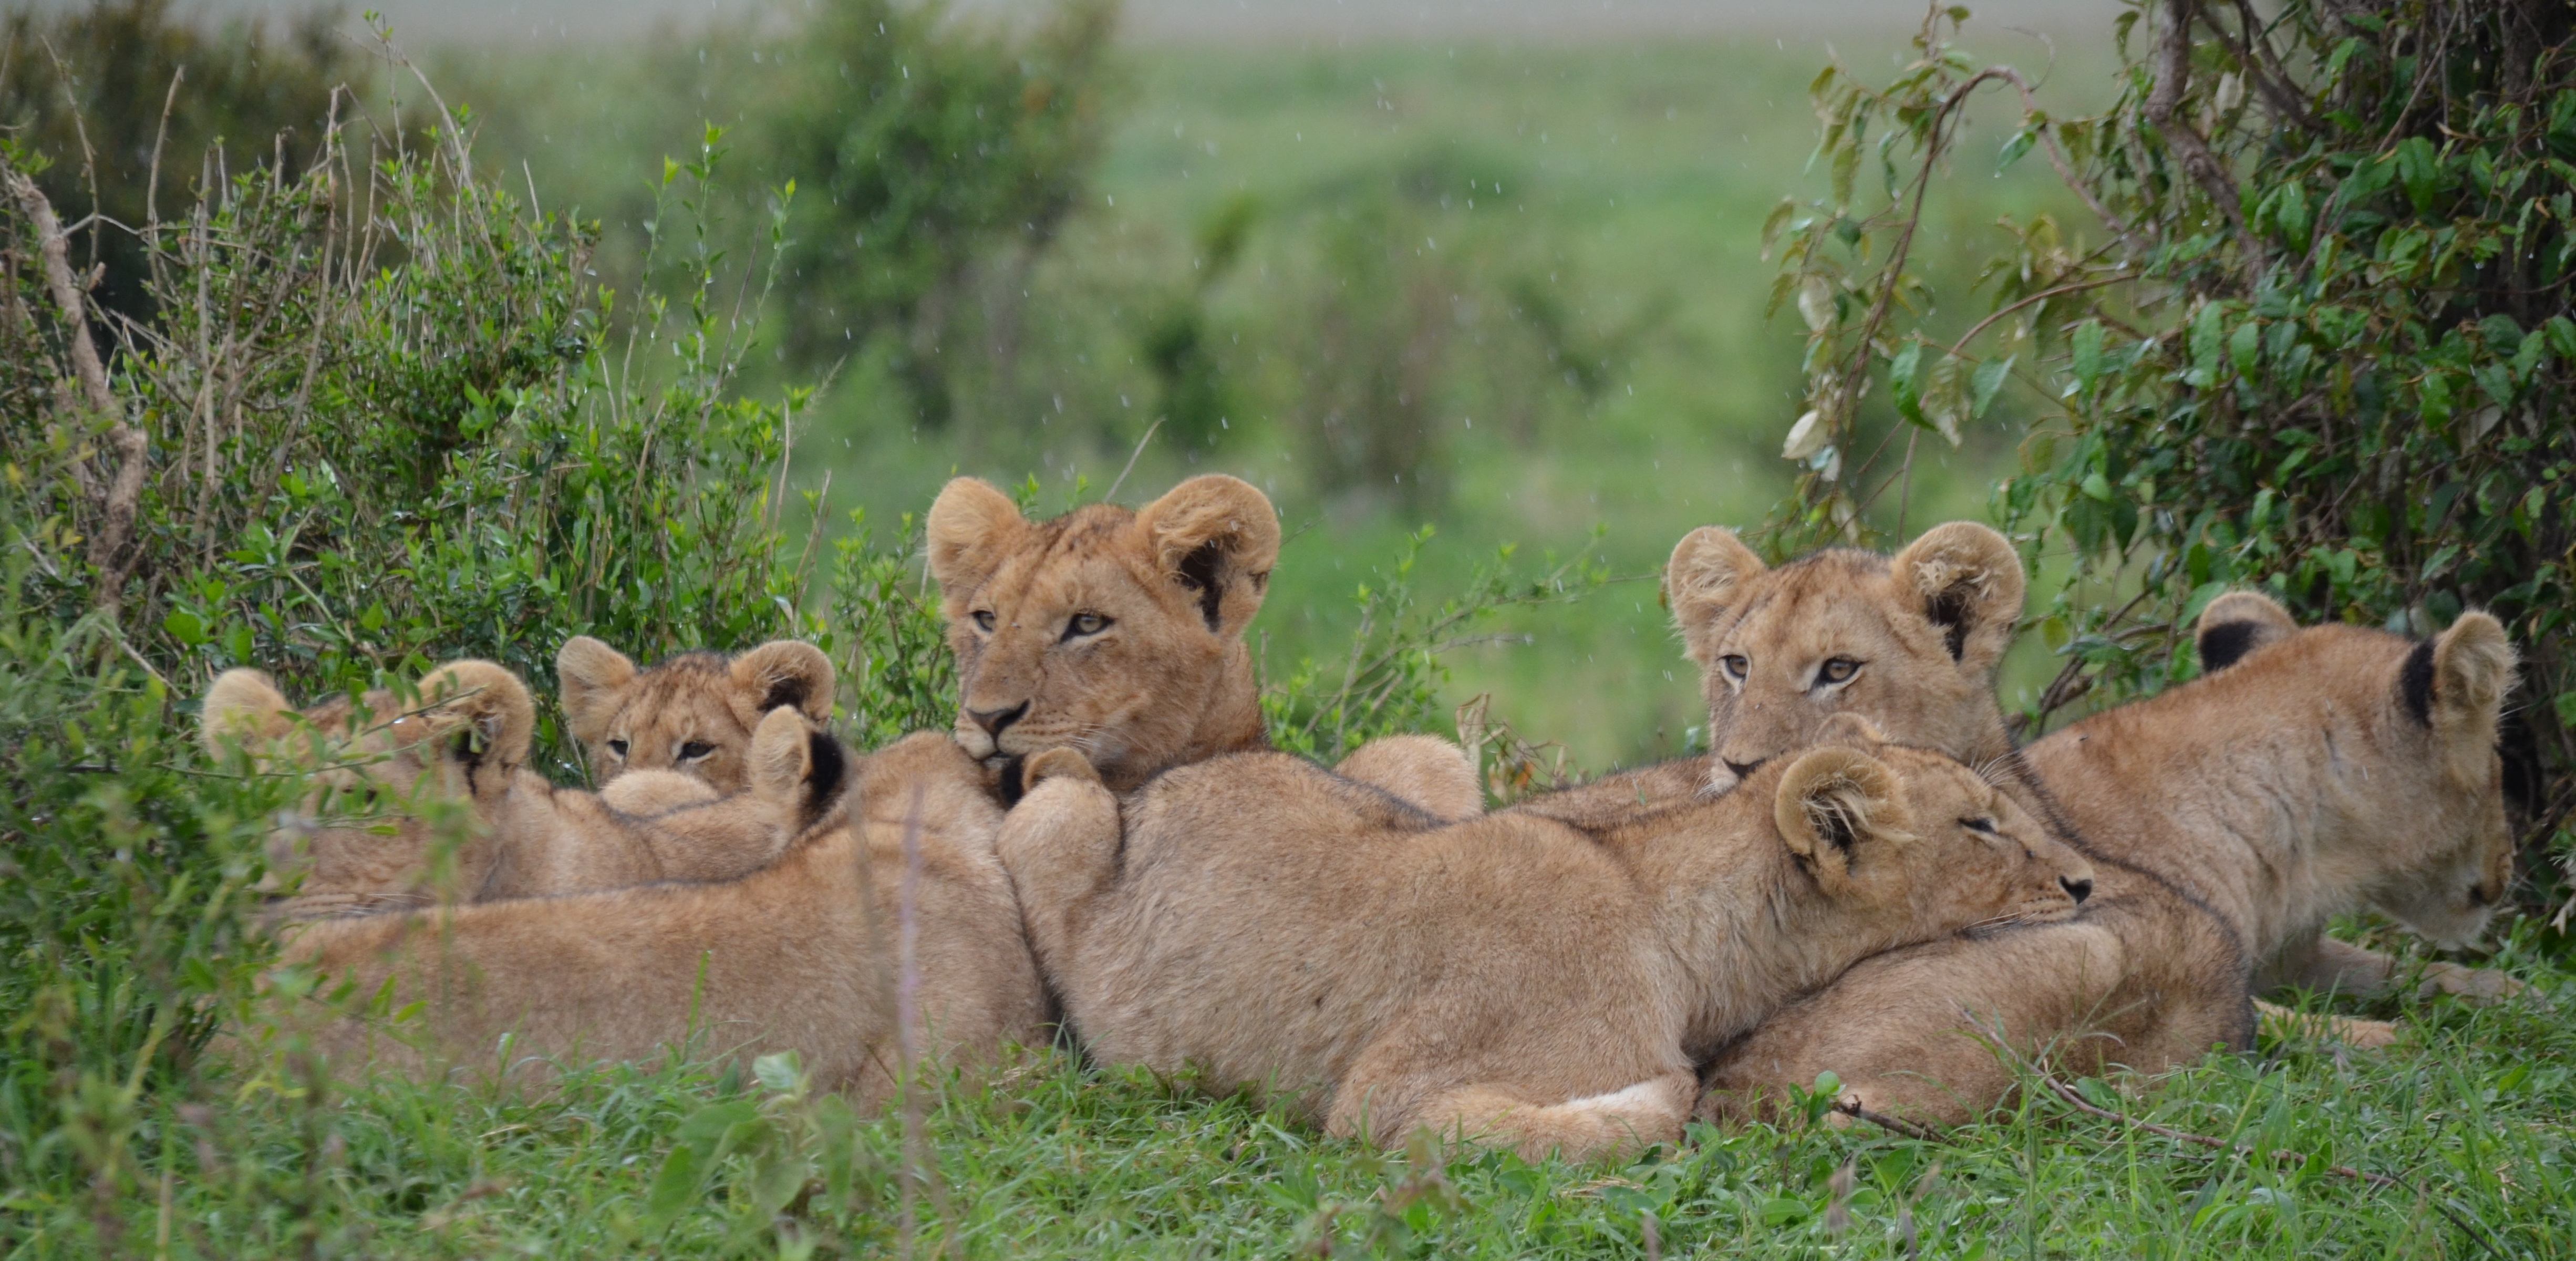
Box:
2188;302;2227;387
1971;354;2014;417
2395;136;2441;212
162;609;206;647
645;1144;704;1228
2229;318;2262;379
2273;181;2309;248
2070;321;2106;394
1888;341;1927;426
1998;126;2037;173
2081;472;2114;501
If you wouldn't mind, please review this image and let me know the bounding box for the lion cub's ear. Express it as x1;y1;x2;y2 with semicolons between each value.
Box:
2194;591;2298;673
730;639;836;725
1134;474;1281;637
1667;526;1765;669
2413;612;2517;783
1773;746;1911;895
412;660;536;773
1889;522;2026;675
200;669;298;756
926;477;1028;619
747;705;850;826
556;636;637;745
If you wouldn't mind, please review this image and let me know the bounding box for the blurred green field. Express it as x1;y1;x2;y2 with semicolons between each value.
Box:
450;26;2109;769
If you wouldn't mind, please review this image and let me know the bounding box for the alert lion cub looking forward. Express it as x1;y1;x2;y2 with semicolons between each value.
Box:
556;636;837;793
997;723;2094;1162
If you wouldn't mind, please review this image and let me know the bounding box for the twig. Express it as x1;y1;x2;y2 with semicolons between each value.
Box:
1104;417;1164;503
2144;0;2267;273
3;159;145;616
35;37;101;271
146;66;183;233
1831;1098;1950;1144
1940;273;2137;363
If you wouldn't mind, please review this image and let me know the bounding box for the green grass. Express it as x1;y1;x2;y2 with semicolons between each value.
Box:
9;928;2568;1256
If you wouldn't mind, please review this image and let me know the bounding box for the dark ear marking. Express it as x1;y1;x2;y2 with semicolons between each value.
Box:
1925;587;1973;661
801;731;849;825
2400;639;2435;727
1177;540;1225;632
1812;800;1860;853
761;676;810;714
2197;621;2264;673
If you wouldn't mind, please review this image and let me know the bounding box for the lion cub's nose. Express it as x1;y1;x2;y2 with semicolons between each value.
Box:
968;701;1031;738
2060;875;2094;904
1722;758;1764;782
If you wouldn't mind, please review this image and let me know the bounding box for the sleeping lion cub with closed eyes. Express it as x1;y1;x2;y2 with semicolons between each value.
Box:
996;718;2095;1162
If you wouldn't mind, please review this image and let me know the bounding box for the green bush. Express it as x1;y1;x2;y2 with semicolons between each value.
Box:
1764;0;2574;914
770;0;1119;428
0;0;358;327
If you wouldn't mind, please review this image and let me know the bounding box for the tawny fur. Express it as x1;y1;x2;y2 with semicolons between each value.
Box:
231;475;1453;1094
926;474;1278;793
1696;591;2521;1125
997;727;2092;1163
200;664;802;916
1523;521;2028;828
557;636;836;793
264;721;880;1094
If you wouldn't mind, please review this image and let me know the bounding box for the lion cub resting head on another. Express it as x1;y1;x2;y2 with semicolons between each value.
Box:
557;636;835;794
997;718;2092;1163
201;663;812;916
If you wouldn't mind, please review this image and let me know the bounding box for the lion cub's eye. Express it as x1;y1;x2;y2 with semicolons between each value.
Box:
1063;612;1112;640
1719;654;1749;682
679;741;715;761
971;610;997;633
1961;816;2000;835
606;739;629;759
1816;657;1862;686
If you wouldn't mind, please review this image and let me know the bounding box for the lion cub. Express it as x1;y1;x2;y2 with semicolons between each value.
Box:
557;636;836;793
264;708;908;1094
997;720;2093;1162
1699;591;2523;1125
201;662;802;915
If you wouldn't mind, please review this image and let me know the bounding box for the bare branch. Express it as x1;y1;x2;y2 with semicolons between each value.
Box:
4;158;146;615
2144;0;2268;273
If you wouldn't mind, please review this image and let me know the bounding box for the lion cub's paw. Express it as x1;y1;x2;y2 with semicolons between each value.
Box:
1022;747;1102;790
2415;961;2527;1006
2256;1000;2404;1049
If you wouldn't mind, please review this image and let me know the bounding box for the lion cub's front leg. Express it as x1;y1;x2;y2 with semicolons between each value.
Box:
2269;933;2527;1006
993;748;1120;979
